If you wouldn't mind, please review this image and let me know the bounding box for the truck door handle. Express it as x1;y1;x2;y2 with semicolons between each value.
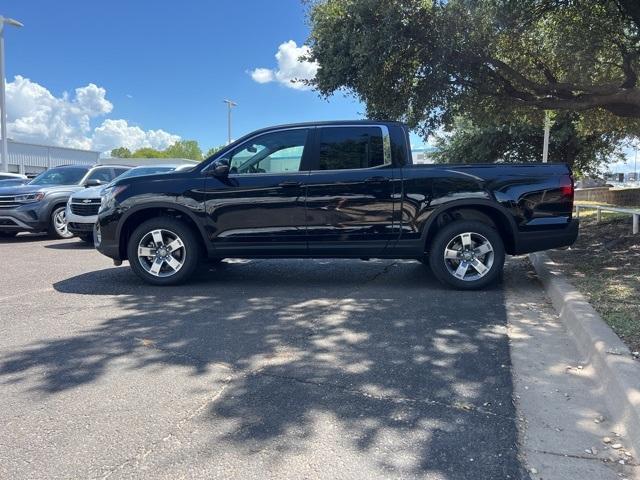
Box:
278;181;302;188
364;176;390;184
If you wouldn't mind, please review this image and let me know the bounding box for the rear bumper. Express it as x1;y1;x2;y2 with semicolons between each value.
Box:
513;218;579;255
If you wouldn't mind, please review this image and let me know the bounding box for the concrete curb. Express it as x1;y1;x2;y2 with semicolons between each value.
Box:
529;252;640;458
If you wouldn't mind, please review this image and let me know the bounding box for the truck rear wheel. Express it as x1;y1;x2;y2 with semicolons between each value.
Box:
127;217;200;286
428;220;504;290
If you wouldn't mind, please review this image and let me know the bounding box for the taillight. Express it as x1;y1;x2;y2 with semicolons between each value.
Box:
560;175;574;198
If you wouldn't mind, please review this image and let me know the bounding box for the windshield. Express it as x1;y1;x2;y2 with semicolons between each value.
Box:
116;166;176;180
29;167;88;186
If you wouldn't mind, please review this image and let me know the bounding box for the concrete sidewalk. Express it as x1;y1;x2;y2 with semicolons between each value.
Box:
507;259;638;480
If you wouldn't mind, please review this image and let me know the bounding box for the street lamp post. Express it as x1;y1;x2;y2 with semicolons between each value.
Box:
223;99;237;145
0;16;23;173
542;111;551;163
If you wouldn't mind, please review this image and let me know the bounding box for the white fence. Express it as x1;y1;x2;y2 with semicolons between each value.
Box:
575;204;640;234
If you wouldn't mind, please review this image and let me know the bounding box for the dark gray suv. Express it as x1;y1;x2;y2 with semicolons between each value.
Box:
0;164;129;239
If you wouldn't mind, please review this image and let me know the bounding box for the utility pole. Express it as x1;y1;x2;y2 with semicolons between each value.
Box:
0;16;23;173
542;110;551;163
223;99;237;145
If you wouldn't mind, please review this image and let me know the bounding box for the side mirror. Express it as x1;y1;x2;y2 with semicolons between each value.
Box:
84;179;104;188
211;158;230;177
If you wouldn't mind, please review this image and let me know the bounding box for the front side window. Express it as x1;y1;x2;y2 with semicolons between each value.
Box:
318;127;384;170
87;168;115;182
226;129;309;174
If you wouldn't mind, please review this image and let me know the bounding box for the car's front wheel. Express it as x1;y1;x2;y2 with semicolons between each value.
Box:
428;220;505;290
127;217;200;285
48;206;74;239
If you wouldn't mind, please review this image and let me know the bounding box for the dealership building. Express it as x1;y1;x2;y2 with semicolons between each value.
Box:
3;140;199;175
5;140;100;176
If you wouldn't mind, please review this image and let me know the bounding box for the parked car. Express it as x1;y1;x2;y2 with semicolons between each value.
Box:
95;120;578;289
0;164;129;239
0;172;27;181
66;164;194;243
0;173;29;188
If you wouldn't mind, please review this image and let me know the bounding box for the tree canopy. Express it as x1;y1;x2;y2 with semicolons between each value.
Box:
432;113;624;174
111;140;203;161
308;0;640;137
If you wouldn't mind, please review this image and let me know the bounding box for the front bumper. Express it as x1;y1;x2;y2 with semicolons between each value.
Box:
65;204;97;235
95;207;122;261
513;218;579;255
0;203;49;232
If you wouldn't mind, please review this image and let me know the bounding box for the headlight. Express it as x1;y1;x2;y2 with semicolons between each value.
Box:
15;192;45;203
99;185;127;212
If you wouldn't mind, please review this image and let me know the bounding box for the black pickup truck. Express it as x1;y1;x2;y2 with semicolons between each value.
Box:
95;120;578;289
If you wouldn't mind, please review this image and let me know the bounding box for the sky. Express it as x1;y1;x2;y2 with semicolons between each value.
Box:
2;0;637;173
1;0;379;155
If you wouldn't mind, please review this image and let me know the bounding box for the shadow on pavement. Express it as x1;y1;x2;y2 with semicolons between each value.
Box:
0;233;50;243
44;240;95;250
1;259;525;478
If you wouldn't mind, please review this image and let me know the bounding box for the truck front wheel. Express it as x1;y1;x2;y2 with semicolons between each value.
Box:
127;217;200;286
428;220;505;290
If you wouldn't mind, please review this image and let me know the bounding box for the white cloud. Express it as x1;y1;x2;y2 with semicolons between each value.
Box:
92;119;180;153
5;75;180;154
250;40;318;90
250;68;275;84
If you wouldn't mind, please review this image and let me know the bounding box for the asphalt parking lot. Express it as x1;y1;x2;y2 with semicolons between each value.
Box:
0;235;630;479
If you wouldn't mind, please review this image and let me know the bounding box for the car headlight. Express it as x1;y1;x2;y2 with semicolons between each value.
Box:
15;192;45;203
99;185;127;212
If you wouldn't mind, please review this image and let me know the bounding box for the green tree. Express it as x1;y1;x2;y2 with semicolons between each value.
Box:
204;145;225;159
308;0;640;136
433;114;624;175
131;147;167;158
164;140;203;161
111;147;132;158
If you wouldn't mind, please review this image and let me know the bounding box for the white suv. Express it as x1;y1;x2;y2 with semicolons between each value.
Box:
66;164;193;242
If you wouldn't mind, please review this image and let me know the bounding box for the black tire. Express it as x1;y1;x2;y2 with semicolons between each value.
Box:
48;206;74;239
428;220;505;290
79;234;94;244
127;217;200;286
0;231;18;238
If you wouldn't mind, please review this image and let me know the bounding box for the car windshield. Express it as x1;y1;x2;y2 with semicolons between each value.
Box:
29;167;89;186
116;166;176;180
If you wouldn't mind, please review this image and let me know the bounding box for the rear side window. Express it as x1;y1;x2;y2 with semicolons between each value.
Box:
318;127;384;170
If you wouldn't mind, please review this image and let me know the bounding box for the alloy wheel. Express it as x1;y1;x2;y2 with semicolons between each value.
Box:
53;209;73;238
443;232;494;281
137;229;186;278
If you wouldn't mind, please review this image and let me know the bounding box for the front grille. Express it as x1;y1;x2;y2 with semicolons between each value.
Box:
68;222;94;231
0;218;18;226
0;196;19;209
71;200;100;216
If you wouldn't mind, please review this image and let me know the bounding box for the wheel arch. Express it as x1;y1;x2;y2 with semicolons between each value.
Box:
421;200;517;255
116;203;210;260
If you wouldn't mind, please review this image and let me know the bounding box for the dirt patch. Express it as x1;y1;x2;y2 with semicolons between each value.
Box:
547;215;640;353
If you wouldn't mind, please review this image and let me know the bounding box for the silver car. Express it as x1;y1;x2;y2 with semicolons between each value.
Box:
66;164;194;242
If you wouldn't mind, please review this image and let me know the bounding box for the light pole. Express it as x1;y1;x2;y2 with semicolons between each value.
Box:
0;16;23;173
223;99;237;145
542;110;551;163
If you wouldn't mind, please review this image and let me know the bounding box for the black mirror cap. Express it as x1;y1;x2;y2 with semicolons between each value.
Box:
212;158;230;177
